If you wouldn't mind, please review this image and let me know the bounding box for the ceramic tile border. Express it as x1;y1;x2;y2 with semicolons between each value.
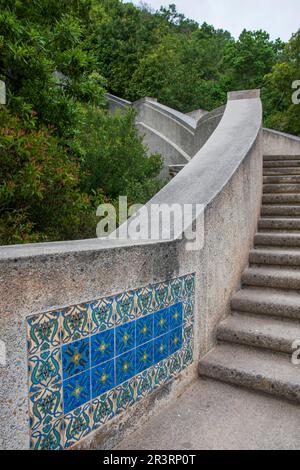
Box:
27;273;195;449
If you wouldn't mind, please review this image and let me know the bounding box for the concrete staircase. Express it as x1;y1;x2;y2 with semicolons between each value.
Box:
199;154;300;403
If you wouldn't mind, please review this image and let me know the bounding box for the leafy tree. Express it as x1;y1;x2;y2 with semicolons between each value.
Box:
0;108;97;244
263;30;300;136
222;30;284;91
0;0;163;244
79;107;163;204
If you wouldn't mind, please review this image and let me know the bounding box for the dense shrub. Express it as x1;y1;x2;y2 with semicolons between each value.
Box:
0;108;99;244
79;107;163;205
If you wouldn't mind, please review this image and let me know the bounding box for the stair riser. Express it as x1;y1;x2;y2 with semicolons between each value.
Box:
264;176;300;184
255;235;300;247
258;219;300;231
249;251;300;267
262;206;300;216
264;161;300;168
264;155;300;161
217;327;293;354
199;362;300;404
264;169;300;175
263;195;300;204
231;298;300;321
263;184;300;194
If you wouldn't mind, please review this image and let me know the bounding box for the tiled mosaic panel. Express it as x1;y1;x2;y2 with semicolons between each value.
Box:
27;273;195;450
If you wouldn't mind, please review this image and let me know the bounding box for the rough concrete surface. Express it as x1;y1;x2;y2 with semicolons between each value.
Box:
115;379;300;450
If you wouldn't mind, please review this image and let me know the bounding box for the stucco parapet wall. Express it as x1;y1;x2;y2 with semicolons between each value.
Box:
263;128;300;155
106;93;132;108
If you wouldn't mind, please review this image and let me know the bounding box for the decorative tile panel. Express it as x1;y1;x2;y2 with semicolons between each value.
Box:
27;273;195;449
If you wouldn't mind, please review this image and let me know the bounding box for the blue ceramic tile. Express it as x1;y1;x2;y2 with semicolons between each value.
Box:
169;351;182;377
115;321;135;356
183;324;193;345
154;308;169;338
182;343;193;367
89;297;115;334
183;274;195;298
62;337;90;379
136;287;154;317
136;369;153;401
92;390;115;430
136;341;154;374
153;359;170;387
115;378;136;414
64;402;92;448
27;311;60;354
115;290;135;325
29;384;63;432
154;334;169;364
91;359;115;398
63;370;90;414
169;327;183;354
136;314;153;346
169;303;183;330
30;417;64;450
154;282;170;310
61;305;89;344
91;329;114;367
116;350;135;385
28;348;61;394
183;299;194;323
170;277;183;304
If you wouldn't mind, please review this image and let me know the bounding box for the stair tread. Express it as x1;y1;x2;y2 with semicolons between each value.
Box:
232;287;300;307
257;231;300;236
251;246;300;253
218;313;300;347
243;265;300;281
199;343;300;387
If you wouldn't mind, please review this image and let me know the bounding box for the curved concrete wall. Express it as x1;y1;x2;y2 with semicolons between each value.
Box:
0;90;263;450
263;128;300;155
106;93;226;178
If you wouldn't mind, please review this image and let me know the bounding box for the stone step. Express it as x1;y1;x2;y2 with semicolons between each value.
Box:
264;155;300;161
263;194;300;204
264;160;300;168
263;184;300;194
264;168;300;176
249;247;300;267
258;218;300;231
217;314;300;354
262;205;300;216
242;266;300;290
264;175;300;184
231;288;300;321
255;232;300;247
199;343;300;403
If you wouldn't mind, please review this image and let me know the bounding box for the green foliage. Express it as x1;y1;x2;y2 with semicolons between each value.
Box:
0;0;163;244
222;30;283;91
263;30;300;136
0;107;98;244
79;107;163;205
